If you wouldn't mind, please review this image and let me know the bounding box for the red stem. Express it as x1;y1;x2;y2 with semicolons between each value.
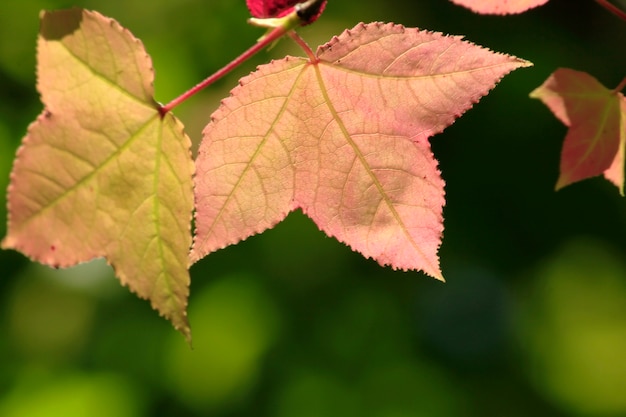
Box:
595;0;626;21
159;25;289;116
614;76;626;93
289;32;317;62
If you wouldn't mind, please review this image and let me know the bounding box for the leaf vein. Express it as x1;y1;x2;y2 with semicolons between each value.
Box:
314;64;435;270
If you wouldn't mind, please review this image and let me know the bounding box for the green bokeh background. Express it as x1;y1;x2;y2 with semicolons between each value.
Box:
1;0;626;416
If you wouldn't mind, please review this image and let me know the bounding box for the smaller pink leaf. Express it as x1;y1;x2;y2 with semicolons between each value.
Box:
530;68;626;193
450;0;548;14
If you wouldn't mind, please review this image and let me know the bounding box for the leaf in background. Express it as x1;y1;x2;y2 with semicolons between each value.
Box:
246;0;327;22
449;0;548;14
2;9;194;341
192;22;531;278
531;68;626;194
247;0;299;17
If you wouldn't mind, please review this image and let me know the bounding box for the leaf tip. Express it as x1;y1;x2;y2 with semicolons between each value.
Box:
0;236;14;251
555;173;570;191
188;248;201;265
528;87;541;100
518;58;534;69
420;262;444;282
176;316;193;347
150;291;193;346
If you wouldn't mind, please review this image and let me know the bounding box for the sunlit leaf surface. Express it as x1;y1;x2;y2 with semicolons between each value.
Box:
2;9;194;341
193;22;530;278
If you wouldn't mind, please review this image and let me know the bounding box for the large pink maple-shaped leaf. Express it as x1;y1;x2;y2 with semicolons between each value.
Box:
450;0;548;14
192;22;531;278
531;68;626;194
2;9;194;341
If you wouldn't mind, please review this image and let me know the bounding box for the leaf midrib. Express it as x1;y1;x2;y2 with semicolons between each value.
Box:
194;62;309;255
312;62;438;274
52;28;155;106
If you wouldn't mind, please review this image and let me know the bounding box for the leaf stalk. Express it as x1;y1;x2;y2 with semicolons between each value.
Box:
289;32;317;62
613;76;626;93
594;0;626;21
159;24;289;116
159;0;326;116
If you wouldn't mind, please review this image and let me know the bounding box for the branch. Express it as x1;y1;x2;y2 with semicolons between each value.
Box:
595;0;626;21
159;24;289;115
614;76;626;93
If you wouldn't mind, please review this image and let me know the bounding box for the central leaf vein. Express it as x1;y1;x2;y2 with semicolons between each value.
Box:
313;63;432;265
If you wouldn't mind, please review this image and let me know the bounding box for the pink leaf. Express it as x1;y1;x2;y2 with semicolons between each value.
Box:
450;0;549;14
530;68;626;193
247;0;299;17
192;22;531;278
1;9;194;341
246;0;327;20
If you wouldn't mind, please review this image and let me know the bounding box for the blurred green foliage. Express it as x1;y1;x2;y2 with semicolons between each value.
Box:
1;0;626;416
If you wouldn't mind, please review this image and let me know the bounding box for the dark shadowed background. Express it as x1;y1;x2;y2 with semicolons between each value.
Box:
1;0;626;416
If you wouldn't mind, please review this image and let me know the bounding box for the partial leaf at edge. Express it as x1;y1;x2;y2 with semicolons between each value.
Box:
1;9;194;341
449;0;549;14
193;22;531;278
530;68;626;193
